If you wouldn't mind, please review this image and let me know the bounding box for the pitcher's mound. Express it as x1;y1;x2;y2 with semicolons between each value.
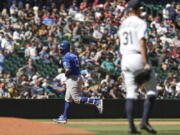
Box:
0;117;94;135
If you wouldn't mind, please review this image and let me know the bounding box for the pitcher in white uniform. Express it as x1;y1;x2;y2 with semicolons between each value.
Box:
118;0;157;134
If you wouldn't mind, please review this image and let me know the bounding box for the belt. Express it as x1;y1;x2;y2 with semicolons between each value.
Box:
68;75;80;81
121;50;141;55
68;74;80;78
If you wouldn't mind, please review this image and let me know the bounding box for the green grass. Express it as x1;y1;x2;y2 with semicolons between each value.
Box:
35;118;180;122
63;124;180;135
36;119;180;135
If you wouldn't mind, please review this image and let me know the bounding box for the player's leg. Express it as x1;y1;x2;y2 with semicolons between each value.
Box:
140;71;157;133
140;95;156;133
79;97;99;105
79;97;103;114
53;79;73;123
142;95;156;124
121;54;144;134
62;101;71;120
53;101;71;124
123;71;140;134
71;76;103;114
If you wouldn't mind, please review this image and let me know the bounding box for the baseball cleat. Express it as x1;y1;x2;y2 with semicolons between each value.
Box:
97;99;103;114
139;123;157;134
53;115;67;124
128;126;141;134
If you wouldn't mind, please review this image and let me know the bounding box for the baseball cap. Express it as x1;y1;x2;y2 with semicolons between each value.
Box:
127;0;142;11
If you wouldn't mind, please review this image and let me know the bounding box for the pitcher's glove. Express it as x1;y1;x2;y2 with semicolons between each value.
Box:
135;69;152;86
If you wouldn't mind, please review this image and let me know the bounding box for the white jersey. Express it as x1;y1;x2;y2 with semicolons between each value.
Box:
118;16;148;55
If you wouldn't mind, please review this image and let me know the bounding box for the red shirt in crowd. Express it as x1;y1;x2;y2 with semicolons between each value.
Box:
92;1;99;8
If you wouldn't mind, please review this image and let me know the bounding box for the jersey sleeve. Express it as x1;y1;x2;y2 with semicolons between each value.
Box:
138;21;148;40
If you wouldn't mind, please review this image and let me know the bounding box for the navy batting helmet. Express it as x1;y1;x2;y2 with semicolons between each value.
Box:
59;42;70;54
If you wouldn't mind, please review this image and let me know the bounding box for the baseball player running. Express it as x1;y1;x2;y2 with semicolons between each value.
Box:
118;0;157;134
53;42;103;123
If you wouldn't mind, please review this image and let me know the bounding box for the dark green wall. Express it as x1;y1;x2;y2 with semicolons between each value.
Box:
0;99;180;118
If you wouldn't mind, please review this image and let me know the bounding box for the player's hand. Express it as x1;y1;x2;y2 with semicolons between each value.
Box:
144;63;151;70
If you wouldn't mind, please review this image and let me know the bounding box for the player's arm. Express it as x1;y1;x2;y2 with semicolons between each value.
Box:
140;38;148;65
63;57;72;77
139;23;150;70
140;38;151;70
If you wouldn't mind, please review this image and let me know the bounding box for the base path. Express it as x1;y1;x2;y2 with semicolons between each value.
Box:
65;121;180;125
0;117;94;135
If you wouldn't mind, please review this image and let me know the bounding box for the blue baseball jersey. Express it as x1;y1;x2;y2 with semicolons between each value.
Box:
62;52;80;76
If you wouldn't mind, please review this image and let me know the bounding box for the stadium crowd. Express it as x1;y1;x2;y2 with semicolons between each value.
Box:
0;0;179;99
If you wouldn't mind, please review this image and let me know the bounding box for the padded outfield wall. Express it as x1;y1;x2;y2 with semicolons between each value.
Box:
0;99;180;118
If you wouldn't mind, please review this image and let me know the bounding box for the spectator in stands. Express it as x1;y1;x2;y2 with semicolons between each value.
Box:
0;81;10;98
100;81;110;99
101;74;114;87
93;26;103;40
164;79;174;96
73;21;82;42
114;55;121;68
25;43;37;58
156;82;165;98
9;1;18;15
0;34;13;54
176;9;180;28
92;0;99;9
7;80;18;98
50;79;65;97
21;58;36;79
109;84;120;99
167;2;177;21
0;48;5;74
172;35;180;47
30;79;48;99
150;17;160;29
163;4;170;20
0;0;179;99
175;81;180;96
101;55;115;73
63;21;73;38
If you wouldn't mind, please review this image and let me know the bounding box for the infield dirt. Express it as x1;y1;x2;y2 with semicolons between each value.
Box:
0;117;94;135
1;117;180;135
